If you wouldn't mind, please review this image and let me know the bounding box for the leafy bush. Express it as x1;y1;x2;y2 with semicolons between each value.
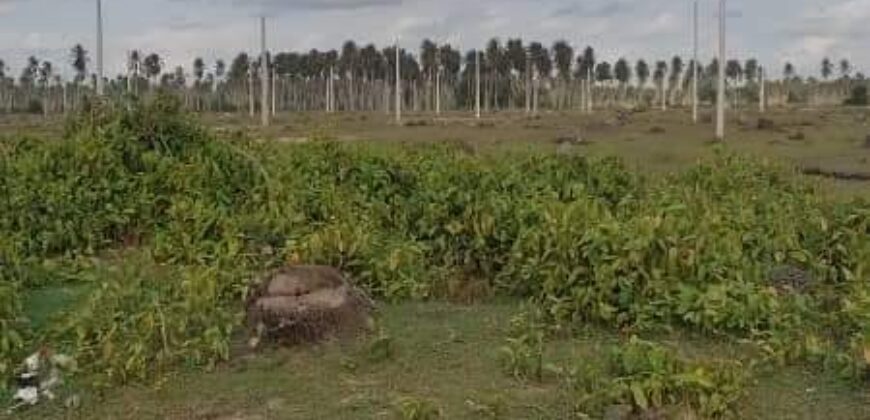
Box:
845;85;869;106
564;337;749;418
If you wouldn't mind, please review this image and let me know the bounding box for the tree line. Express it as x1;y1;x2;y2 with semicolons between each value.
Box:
0;38;865;115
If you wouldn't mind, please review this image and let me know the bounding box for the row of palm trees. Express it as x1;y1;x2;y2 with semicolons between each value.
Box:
0;39;864;115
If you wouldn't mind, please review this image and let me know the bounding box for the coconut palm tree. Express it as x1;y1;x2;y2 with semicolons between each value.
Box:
784;62;795;80
595;62;612;82
214;59;226;110
635;60;650;87
725;59;743;108
127;50;141;94
340;40;360;110
552;41;573;80
654;60;667;109
39;61;53;114
668;56;683;104
743;59;758;83
143;53;162;86
70;44;88;84
0;59;6;111
839;59;851;79
420;39;438;111
821;58;833;80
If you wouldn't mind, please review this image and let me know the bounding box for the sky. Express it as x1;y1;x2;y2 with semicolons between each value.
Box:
0;0;868;80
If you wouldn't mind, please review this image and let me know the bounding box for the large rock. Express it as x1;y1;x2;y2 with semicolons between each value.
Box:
246;265;374;347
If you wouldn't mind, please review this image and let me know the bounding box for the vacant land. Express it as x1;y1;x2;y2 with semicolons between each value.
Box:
3;102;870;419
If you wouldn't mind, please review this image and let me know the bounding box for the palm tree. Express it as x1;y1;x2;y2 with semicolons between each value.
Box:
725;60;743;108
39;61;53;115
340;40;360;110
191;58;205;110
743;59;758;83
581;46;596;111
839;59;851;79
143;53;162;86
595;62;612;82
214;59;227;111
127;50;141;94
193;58;205;84
420;39;438;111
552;41;573;80
70;44;88;84
669;56;683;104
484;38;503;111
783;62;795;80
821;57;833;80
614;59;631;85
635;60;650;87
505;38;526;108
552;40;573;109
654;60;667;109
614;58;631;105
0;59;5;111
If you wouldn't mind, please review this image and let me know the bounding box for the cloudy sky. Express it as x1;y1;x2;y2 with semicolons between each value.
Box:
0;0;868;79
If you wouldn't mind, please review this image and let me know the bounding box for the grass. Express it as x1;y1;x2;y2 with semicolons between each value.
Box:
14;302;870;419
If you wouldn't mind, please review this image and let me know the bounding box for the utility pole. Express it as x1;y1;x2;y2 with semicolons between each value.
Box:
260;16;270;127
248;64;255;117
524;50;531;114
588;67;594;113
395;39;401;124
693;0;699;123
532;65;538;116
96;0;104;96
271;67;277;116
475;49;481;119
327;66;334;113
716;0;726;141
436;58;442;116
759;66;766;113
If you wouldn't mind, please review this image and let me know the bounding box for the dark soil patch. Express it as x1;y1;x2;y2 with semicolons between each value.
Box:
787;131;807;141
802;167;870;181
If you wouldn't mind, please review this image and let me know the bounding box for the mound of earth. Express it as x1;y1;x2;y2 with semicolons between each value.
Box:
246;265;375;347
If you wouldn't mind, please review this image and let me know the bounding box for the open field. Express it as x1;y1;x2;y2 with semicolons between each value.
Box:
3;100;870;419
18;303;870;419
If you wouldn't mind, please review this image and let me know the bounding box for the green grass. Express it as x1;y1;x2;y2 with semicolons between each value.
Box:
15;302;870;419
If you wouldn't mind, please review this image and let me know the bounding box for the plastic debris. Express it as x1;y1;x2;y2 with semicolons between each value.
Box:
7;348;76;413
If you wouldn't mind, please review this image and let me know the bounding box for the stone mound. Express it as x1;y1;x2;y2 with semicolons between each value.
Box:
756;118;776;130
246;265;374;347
769;265;814;294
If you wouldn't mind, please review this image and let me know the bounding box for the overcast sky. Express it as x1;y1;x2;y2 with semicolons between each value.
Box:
1;0;868;79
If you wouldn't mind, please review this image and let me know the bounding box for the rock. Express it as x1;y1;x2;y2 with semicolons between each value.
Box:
863;134;870;148
757;118;776;130
770;265;814;293
603;404;634;420
648;126;666;134
554;134;588;146
787;131;806;141
246;265;375;347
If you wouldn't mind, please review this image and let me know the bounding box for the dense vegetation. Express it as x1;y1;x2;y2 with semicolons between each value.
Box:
1;95;870;416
